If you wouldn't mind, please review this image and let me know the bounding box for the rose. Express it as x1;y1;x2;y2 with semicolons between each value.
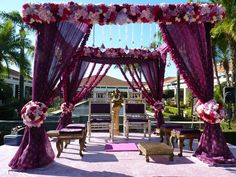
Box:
21;101;48;127
194;99;225;124
60;102;74;113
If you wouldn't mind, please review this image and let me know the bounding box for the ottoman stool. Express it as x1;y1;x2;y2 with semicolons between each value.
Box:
137;142;174;162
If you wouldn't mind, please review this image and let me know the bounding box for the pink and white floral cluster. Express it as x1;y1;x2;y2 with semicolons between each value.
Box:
79;47;161;59
60;102;74;113
194;99;225;124
22;2;225;25
154;101;164;112
21;101;48;127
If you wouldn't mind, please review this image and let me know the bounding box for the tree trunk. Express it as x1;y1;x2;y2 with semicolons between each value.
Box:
212;44;223;97
18;47;25;109
177;71;181;116
228;38;236;86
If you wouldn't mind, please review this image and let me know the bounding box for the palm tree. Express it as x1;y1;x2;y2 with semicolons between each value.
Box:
210;0;236;86
0;11;33;106
0;20;19;76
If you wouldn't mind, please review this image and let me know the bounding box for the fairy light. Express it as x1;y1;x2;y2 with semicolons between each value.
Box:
140;23;143;48
109;25;112;46
118;25;121;46
132;24;134;48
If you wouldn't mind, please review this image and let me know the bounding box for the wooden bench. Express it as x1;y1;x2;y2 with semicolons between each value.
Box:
137;142;174;162
170;128;201;157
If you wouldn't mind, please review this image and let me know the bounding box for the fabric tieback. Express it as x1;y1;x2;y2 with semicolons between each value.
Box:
153;101;164;117
60;102;74;114
194;99;225;124
21;101;48;128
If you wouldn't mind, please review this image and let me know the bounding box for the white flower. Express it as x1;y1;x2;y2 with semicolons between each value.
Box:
183;14;189;21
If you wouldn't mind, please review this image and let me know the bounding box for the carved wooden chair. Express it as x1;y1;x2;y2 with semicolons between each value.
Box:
87;98;113;142
123;99;151;139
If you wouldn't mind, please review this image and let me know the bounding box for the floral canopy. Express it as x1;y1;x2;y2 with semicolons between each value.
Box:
8;2;235;171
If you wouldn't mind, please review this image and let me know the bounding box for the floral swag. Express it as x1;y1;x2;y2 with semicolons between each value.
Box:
22;2;225;25
60;102;74;113
78;47;161;59
21;101;48;127
194;99;225;124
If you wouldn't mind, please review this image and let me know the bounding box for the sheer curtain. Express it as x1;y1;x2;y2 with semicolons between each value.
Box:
9;22;88;170
160;22;235;165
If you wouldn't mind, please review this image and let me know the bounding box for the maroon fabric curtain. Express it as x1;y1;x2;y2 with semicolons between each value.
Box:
9;22;88;170
57;25;92;130
139;56;166;127
73;64;112;103
118;46;167;128
160;22;235;165
56;60;90;130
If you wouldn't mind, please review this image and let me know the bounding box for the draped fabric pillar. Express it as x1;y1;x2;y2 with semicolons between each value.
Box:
160;22;235;165
9;22;88;170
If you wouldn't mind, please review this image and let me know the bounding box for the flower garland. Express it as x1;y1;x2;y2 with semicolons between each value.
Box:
194;99;225;124
60;102;74;113
22;2;225;25
78;47;161;60
21;101;48;127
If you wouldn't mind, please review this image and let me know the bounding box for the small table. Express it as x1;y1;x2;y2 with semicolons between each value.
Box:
170;129;201;157
137;142;174;162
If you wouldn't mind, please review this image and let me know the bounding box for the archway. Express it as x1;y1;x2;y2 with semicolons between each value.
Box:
9;2;235;171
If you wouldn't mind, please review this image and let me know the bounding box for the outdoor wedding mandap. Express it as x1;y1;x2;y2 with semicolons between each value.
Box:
9;2;236;171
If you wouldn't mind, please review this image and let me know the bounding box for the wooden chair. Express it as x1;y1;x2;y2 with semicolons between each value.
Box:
87;98;113;142
123;99;151;139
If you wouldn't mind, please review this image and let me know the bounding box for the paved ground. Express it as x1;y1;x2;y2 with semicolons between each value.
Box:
1;132;236;177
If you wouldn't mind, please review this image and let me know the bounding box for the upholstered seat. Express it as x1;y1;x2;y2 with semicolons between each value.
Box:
87;98;113;142
123;99;151;139
137;142;174;162
66;123;86;129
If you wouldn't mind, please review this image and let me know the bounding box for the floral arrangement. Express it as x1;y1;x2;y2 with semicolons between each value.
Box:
194;99;225;124
78;47;161;59
60;102;74;113
21;101;48;127
153;101;164;112
22;2;225;25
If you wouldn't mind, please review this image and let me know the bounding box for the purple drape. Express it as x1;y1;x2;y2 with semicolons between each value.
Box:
160;22;235;165
139;56;166;127
56;60;90;130
57;25;92;130
118;46;167;128
9;22;88;170
73;64;112;103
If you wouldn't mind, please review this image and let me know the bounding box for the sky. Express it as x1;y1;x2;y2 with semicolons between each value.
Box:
0;0;193;80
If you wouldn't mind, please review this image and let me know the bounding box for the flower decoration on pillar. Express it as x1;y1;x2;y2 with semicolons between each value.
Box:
21;101;48;127
60;102;74;114
153;101;164;112
194;99;225;124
